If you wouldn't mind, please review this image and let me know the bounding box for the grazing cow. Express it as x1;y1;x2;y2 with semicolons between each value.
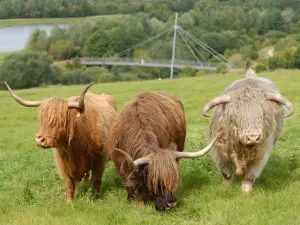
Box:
4;82;117;202
109;91;220;211
202;76;293;193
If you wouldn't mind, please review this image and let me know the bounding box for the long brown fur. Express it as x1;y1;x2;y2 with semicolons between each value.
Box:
147;151;180;195
109;91;186;197
37;93;117;201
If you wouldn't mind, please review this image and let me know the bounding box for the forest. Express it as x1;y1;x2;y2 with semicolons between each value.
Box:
1;0;300;89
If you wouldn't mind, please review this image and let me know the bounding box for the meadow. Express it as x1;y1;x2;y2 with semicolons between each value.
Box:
0;70;299;225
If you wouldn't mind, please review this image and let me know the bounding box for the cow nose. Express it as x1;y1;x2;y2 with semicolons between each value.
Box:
245;133;261;145
35;136;45;146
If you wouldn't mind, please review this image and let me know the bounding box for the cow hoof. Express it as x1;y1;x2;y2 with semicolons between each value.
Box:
241;181;253;193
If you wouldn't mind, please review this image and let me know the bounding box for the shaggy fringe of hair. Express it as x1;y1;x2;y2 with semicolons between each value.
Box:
147;151;180;195
39;99;68;130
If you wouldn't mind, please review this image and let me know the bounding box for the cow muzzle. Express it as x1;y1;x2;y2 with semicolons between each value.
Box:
35;136;50;148
241;132;262;146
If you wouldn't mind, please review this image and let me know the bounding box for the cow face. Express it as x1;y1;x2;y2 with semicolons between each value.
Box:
4;82;94;149
35;99;69;148
126;160;179;211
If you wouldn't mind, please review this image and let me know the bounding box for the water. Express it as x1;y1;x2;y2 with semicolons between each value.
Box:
0;24;69;53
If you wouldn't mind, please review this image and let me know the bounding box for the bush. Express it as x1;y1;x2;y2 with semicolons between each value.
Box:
0;51;61;89
268;56;282;70
49;40;76;60
242;47;259;60
60;69;95;85
216;63;227;74
255;63;268;73
178;66;197;77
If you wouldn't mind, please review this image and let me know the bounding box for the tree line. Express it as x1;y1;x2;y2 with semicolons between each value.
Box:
0;0;195;21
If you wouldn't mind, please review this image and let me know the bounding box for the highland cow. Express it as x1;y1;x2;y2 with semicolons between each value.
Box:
202;76;293;193
109;91;220;211
4;82;117;202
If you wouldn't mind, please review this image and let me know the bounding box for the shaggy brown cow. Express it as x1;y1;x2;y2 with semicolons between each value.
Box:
4;82;117;202
109;91;220;211
202;76;293;193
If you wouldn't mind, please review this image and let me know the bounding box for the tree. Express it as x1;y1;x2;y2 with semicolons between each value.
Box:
49;25;66;44
0;51;61;89
83;28;109;57
26;29;49;51
49;40;75;60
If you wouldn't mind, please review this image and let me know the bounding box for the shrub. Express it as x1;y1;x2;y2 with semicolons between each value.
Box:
255;63;268;73
216;63;227;74
268;56;282;70
49;40;76;60
0;51;61;89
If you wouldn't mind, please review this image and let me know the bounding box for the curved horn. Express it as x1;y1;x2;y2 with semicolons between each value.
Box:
173;131;222;159
113;148;152;169
265;92;293;118
202;95;231;117
4;81;42;107
68;82;95;111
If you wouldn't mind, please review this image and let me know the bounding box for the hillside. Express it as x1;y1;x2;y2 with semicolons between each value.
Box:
0;71;299;224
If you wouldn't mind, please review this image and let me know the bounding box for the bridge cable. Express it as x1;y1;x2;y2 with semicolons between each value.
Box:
177;28;210;66
178;26;231;65
178;26;228;64
141;28;173;59
178;30;203;66
115;28;173;59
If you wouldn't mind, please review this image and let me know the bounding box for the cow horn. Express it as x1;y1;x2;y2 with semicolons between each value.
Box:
113;148;152;169
202;95;231;117
68;82;95;111
265;92;293;118
172;131;221;159
4;81;42;107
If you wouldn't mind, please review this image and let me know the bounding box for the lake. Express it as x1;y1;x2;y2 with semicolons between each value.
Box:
0;24;69;53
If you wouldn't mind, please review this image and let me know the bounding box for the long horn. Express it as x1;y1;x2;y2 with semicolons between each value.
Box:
113;148;152;169
202;95;231;117
173;131;221;159
265;92;293;118
68;82;95;111
4;81;42;107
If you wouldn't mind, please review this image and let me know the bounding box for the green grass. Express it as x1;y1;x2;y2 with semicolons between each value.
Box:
0;14;125;28
0;70;299;224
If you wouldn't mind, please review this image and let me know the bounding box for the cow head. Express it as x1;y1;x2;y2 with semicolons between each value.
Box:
114;133;220;211
4;82;94;148
202;87;293;147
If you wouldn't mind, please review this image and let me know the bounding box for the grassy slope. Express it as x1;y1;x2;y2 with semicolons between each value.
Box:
0;71;299;225
0;15;125;28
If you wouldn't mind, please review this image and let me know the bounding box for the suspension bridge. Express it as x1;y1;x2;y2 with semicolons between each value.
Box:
80;13;232;78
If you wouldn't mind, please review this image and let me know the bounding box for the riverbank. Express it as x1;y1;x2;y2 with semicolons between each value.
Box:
0;14;124;28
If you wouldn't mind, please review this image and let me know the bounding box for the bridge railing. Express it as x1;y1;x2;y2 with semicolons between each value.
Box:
80;57;219;68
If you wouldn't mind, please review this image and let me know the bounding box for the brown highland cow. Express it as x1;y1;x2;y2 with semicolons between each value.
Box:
109;91;220;211
202;76;293;193
4;82;117;202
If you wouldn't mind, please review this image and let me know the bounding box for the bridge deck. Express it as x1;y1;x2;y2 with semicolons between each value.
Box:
79;57;218;71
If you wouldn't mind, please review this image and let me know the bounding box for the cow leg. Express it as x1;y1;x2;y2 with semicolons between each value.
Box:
242;145;273;193
91;154;108;199
65;176;75;203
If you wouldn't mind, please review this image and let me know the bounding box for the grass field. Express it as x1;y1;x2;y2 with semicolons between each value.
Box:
0;14;125;28
0;71;299;224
